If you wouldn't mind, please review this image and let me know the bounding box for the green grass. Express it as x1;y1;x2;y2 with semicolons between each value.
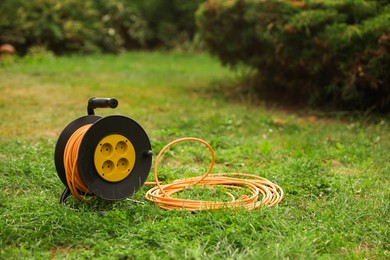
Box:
0;52;389;259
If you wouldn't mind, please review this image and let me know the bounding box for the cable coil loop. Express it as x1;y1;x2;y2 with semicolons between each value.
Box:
145;138;284;211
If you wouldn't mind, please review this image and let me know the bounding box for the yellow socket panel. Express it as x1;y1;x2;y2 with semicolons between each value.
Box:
94;134;136;182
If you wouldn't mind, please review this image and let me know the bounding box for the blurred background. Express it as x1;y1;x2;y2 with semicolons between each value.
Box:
1;0;389;112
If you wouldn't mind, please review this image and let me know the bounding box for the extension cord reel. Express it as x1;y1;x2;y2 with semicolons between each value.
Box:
54;97;152;204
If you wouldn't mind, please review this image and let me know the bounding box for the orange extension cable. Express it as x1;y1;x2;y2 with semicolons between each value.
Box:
63;129;284;210
63;124;93;202
144;138;284;211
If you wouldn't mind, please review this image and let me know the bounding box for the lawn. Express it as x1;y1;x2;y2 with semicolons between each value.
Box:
0;52;389;259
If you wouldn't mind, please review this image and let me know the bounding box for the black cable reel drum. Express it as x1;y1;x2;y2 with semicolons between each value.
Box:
54;97;153;204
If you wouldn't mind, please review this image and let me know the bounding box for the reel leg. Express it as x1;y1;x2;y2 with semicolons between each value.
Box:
60;187;71;205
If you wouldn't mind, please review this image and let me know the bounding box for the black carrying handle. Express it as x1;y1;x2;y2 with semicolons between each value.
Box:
87;97;118;115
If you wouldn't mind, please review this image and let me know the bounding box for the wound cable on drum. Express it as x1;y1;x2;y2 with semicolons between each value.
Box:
63;124;93;202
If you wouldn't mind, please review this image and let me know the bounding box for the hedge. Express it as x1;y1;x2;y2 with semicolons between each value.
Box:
0;0;203;54
196;0;390;111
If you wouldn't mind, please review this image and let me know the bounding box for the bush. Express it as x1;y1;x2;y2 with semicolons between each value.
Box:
94;0;151;52
130;0;205;49
197;0;390;111
0;0;101;54
0;0;203;54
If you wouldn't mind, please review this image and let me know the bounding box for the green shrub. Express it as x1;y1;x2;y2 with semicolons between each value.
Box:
0;0;204;54
197;0;390;111
130;0;205;49
0;0;101;54
95;0;151;52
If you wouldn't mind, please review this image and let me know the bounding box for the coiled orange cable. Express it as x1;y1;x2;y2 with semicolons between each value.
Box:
63;124;93;202
144;138;284;211
63;130;284;209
